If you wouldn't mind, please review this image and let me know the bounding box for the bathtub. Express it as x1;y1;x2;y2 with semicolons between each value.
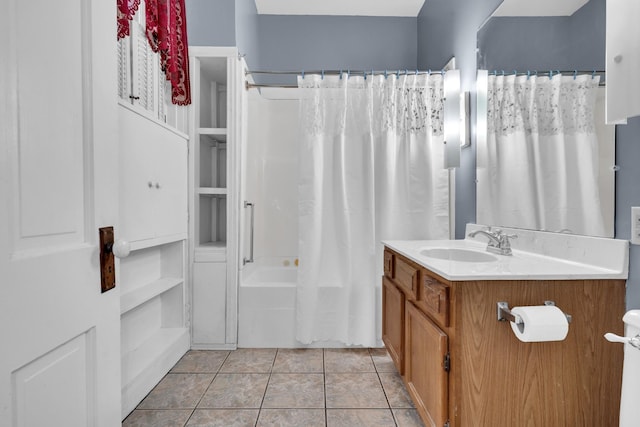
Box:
238;257;382;348
238;258;299;348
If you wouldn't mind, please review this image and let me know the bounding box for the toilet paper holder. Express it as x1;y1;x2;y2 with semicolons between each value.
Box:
497;301;572;325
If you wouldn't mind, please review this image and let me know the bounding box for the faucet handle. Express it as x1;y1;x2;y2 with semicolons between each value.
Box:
498;232;517;249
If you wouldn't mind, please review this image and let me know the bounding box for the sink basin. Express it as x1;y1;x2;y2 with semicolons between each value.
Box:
420;248;497;263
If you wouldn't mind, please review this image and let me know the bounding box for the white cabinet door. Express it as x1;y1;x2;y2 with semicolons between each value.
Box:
120;108;156;242
153;134;188;237
606;0;640;123
192;262;227;346
0;0;121;425
119;107;187;243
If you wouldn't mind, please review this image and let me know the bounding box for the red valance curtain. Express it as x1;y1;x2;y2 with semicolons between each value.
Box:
117;0;191;105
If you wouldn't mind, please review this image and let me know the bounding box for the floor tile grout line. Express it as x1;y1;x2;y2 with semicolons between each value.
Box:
376;369;400;427
183;350;231;425
253;348;278;426
323;348;328;427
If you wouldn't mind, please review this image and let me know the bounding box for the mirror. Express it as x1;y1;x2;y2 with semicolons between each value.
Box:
475;0;615;237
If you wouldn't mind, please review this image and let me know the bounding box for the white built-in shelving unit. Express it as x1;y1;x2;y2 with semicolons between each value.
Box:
117;70;189;417
189;47;242;349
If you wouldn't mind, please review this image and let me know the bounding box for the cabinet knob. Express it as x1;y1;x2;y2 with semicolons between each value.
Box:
148;181;153;188
614;54;623;64
155;182;161;189
112;239;131;259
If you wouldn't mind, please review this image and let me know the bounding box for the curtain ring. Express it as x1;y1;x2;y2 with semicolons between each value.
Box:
339;69;343;80
396;69;400;79
573;70;578;80
527;70;531;80
301;70;305;79
321;69;324;80
384;70;388;79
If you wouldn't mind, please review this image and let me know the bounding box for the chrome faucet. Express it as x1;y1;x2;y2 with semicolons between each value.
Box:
468;227;517;256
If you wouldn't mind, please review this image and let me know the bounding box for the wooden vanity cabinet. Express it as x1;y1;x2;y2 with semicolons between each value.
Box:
382;249;449;425
382;246;626;427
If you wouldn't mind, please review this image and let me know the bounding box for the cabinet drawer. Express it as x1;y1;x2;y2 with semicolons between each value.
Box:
418;276;449;327
384;250;394;279
395;256;419;300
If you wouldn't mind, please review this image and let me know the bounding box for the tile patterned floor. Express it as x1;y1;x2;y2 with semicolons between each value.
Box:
123;348;425;427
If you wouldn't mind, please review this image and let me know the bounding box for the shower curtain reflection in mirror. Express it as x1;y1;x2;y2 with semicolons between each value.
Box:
477;72;612;237
296;73;450;346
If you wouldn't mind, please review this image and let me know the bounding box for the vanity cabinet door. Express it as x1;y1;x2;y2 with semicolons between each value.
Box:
382;276;405;374
405;301;448;427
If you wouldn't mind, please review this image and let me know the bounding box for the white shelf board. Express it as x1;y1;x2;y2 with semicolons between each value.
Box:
129;234;187;252
121;327;189;418
198;241;226;249
198;187;227;196
120;277;184;315
200;133;227;144
198;127;227;136
195;242;226;262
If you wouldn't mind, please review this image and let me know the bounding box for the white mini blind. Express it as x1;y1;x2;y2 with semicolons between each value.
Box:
116;0;186;133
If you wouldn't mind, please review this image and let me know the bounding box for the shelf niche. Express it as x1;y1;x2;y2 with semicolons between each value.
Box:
199;134;226;189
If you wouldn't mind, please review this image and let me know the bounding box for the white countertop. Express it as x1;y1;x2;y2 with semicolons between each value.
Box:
383;224;629;281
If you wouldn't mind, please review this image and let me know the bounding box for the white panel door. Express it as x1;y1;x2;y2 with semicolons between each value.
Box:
0;0;121;426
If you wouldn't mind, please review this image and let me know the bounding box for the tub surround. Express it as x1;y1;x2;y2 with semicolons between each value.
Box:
384;223;629;281
382;226;627;426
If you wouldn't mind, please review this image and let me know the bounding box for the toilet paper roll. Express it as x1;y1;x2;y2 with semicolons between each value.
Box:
510;305;569;342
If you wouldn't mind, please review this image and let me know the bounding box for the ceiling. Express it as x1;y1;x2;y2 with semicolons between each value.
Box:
493;0;589;16
255;0;590;18
254;0;426;17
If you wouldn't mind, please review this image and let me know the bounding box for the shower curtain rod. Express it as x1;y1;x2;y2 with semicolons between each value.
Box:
245;69;447;76
244;69;447;89
487;69;605;76
244;69;607;89
487;69;606;85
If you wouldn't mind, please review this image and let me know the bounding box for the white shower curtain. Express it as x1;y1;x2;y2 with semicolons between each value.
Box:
480;74;606;236
296;73;450;346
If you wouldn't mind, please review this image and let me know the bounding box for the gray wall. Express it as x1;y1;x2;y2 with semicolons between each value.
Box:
417;0;502;240
255;15;417;72
186;4;417;83
477;0;605;71
186;0;236;46
235;0;260;68
616;118;640;308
